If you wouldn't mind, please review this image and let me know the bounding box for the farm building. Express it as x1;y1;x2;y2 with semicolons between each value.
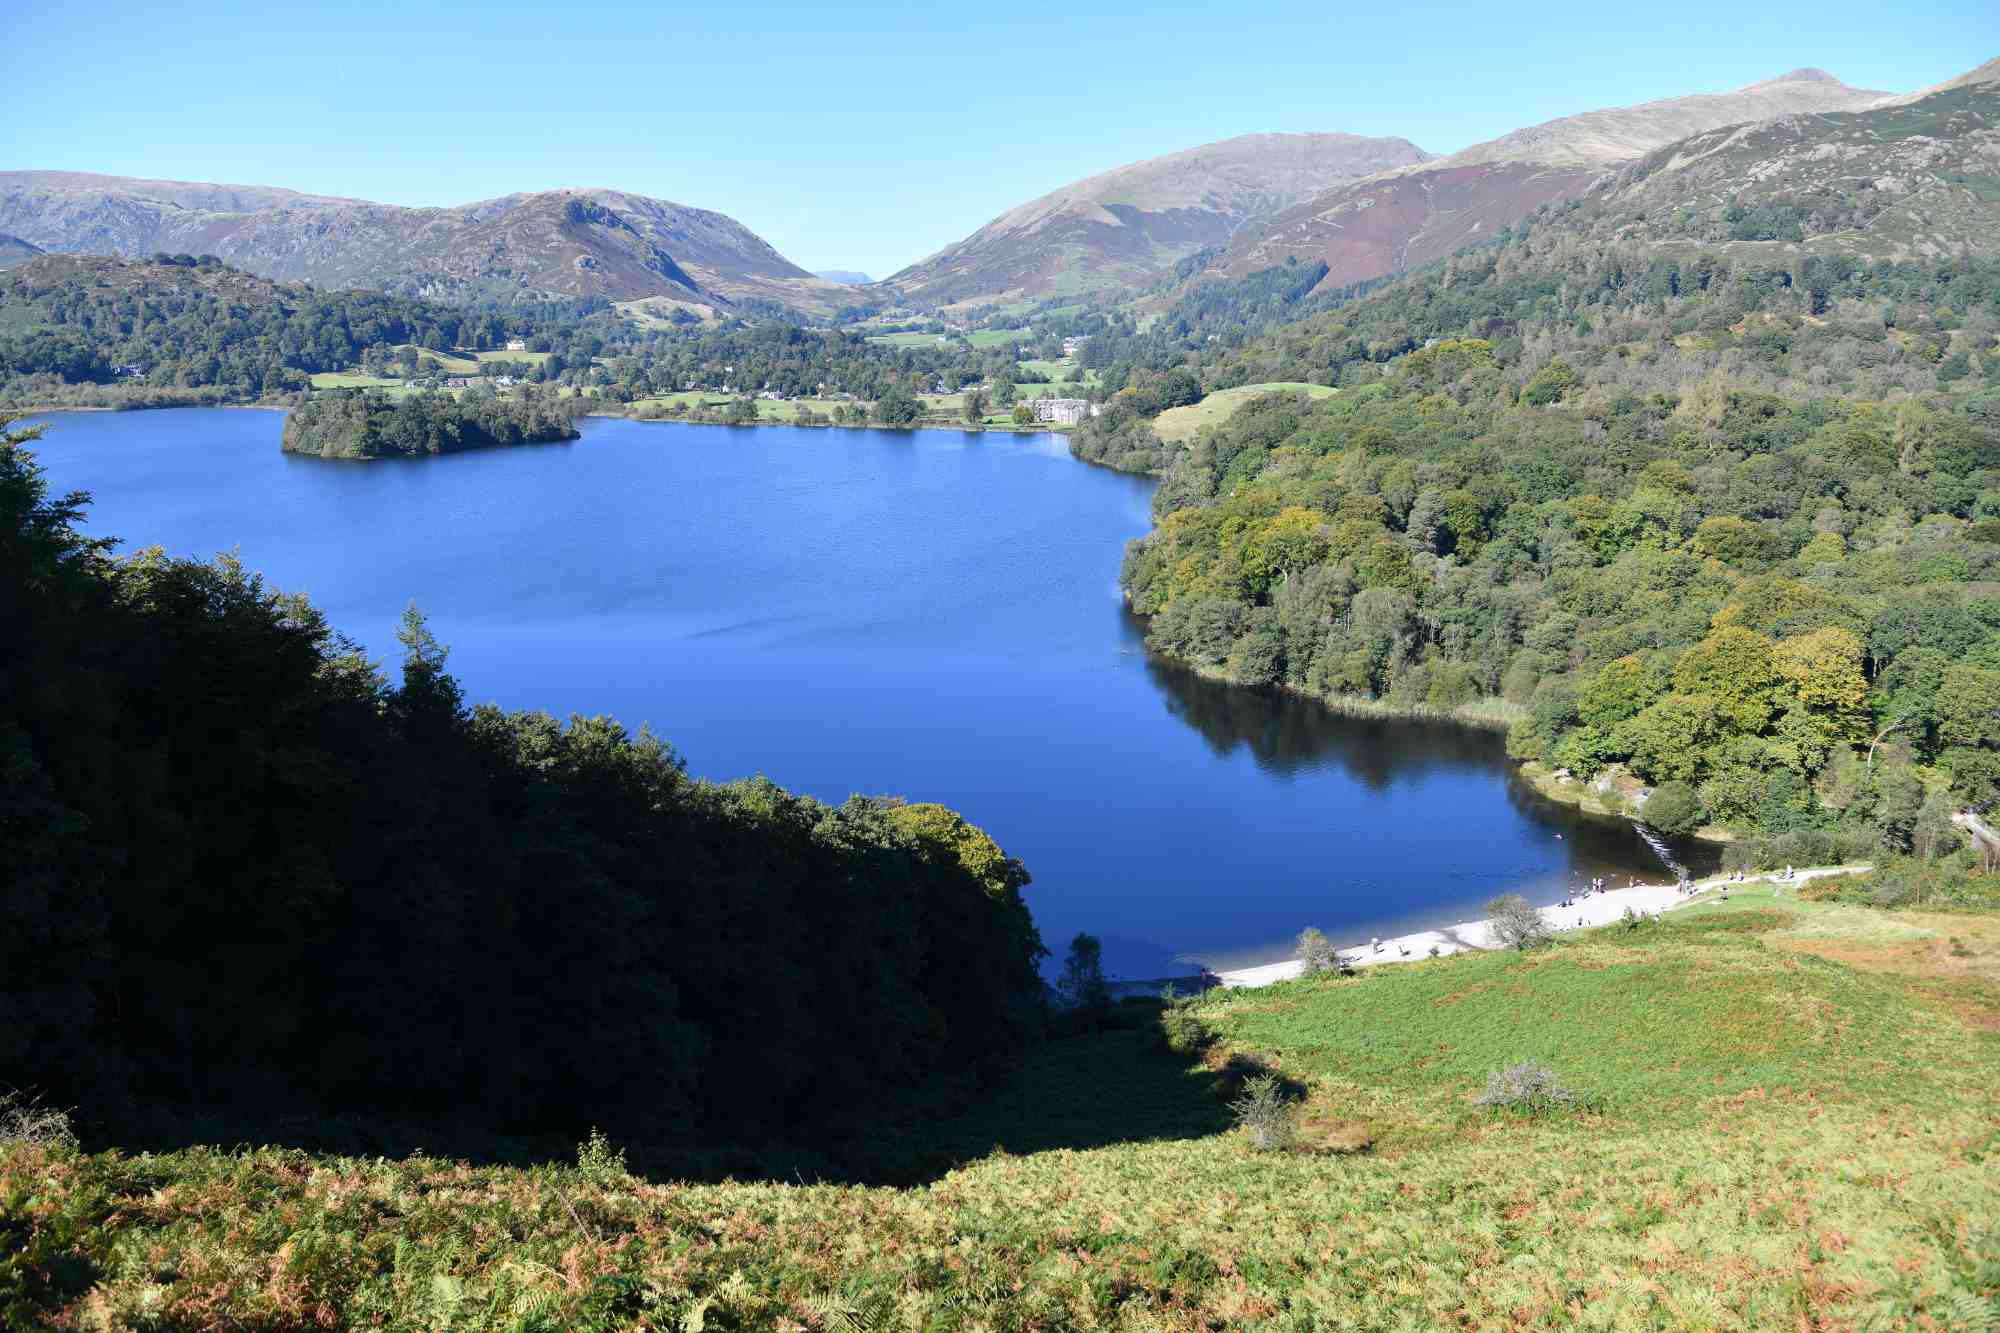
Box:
1033;398;1091;425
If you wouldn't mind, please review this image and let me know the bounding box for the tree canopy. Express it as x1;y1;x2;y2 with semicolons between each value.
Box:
0;416;1046;1158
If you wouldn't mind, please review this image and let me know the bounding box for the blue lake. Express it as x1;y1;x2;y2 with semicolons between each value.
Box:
28;409;1704;977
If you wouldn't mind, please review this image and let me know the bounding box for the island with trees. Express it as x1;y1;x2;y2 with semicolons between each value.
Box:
280;388;582;458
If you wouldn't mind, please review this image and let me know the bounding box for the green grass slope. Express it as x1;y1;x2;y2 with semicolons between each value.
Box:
1151;381;1336;443
6;893;1997;1329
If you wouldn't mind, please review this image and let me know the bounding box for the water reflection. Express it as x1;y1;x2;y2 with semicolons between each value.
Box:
1140;649;1506;788
1136;612;1728;944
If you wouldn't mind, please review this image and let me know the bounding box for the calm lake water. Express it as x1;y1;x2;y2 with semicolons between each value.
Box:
29;409;1707;977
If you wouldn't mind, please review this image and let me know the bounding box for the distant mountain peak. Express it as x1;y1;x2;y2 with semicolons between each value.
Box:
1769;67;1841;85
884;131;1431;306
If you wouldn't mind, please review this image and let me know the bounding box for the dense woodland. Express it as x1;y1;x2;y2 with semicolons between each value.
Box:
0;254;1108;413
0;416;1046;1160
1072;224;2000;863
0;254;605;405
281;388;582;458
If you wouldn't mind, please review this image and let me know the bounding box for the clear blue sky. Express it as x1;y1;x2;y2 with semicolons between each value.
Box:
5;1;1992;279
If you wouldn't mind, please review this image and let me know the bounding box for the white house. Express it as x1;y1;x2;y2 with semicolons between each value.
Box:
1033;398;1090;425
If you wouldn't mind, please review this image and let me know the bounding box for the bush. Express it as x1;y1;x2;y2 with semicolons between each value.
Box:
1473;1062;1577;1114
1643;780;1703;835
0;1092;76;1150
576;1127;627;1185
1296;927;1339;975
1231;1073;1297;1151
1485;893;1551;950
1157;995;1212;1055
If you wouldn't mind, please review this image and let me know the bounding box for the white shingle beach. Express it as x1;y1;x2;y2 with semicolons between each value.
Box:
1216;865;1869;988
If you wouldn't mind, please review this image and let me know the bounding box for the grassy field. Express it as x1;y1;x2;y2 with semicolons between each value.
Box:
309;348;546;390
865;331;956;348
6;887;1995;1328
623;392;1070;431
967;328;1028;349
624;387;1085;429
626;393;870;423
614;297;719;329
1016;358;1096;391
1153;381;1337;443
306;370;407;390
405;346;480;374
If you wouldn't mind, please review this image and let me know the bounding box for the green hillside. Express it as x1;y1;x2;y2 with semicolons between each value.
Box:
7;886;1995;1327
1151;381;1337;443
0;254;589;408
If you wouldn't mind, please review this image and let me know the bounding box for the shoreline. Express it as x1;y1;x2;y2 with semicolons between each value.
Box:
11;400;291;415
1215;864;1870;988
605;411;1071;436
1133;641;1736;841
14;400;1074;436
1144;650;1524;732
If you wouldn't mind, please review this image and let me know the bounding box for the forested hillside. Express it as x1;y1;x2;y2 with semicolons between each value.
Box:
0;252;1086;416
0;416;1046;1164
596;321;1021;402
0;254;600;406
1067;84;2000;851
1089;242;1999;855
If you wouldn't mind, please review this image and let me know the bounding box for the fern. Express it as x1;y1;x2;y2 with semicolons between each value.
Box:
1936;1289;2000;1333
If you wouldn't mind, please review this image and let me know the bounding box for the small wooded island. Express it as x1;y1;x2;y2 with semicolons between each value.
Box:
280;388;580;459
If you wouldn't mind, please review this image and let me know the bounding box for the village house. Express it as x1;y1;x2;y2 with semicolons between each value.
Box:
504;338;527;352
1033;397;1090;425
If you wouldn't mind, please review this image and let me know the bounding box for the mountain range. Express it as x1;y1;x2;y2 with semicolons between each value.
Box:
5;59;1994;317
876;133;1432;307
0;175;858;316
1212;69;1900;293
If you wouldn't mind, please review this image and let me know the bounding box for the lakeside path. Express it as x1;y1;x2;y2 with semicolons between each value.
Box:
1216;864;1871;988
